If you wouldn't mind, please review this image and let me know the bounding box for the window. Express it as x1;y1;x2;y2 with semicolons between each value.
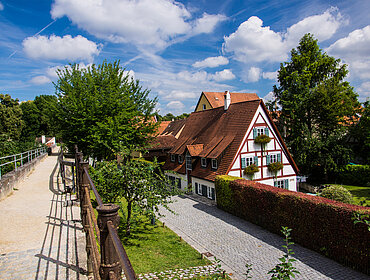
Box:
201;157;207;167
178;155;183;164
274;179;288;189
203;104;206;110
170;154;175;162
253;127;269;138
266;153;281;164
195;182;201;195
241;156;258;168
211;159;217;169
176;178;181;189
186;153;192;170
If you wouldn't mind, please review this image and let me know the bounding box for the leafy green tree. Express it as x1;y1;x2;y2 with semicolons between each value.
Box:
350;101;370;164
92;158;177;235
272;34;360;179
54;61;158;160
0;94;23;141
34;95;58;136
20;100;40;141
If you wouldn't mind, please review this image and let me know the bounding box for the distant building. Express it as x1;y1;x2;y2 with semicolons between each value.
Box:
194;91;259;112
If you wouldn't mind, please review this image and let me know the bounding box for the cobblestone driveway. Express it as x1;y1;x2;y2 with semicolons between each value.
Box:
159;195;369;280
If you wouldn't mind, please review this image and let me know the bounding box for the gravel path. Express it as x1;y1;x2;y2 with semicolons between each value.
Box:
0;152;87;279
160;195;369;280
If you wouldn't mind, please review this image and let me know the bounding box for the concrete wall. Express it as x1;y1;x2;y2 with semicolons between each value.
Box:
0;153;48;201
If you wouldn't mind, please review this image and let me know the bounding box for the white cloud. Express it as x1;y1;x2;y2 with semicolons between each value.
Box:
262;91;275;103
0;2;4;11
327;25;370;80
357;82;370;99
166;100;185;109
122;70;136;81
30;75;52;85
193;56;229;68
46;62;92;79
223;8;345;63
212;69;235;81
163;90;198;100
192;13;227;35
285;7;346;46
246;67;261;82
23;35;100;62
51;0;224;49
177;70;208;83
262;71;278;80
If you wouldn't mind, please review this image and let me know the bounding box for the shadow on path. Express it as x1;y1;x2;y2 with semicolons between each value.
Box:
34;160;87;280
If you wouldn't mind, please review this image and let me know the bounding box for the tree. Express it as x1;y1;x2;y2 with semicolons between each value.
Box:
0;94;23;141
34;95;58;136
350;101;370;164
54;61;158;160
92;158;177;235
20;100;40;141
272;34;360;179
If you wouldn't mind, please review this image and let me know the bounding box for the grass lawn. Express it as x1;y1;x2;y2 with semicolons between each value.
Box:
329;184;370;206
91;193;210;274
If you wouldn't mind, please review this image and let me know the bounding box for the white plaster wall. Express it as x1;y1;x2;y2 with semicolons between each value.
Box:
191;177;215;200
165;171;188;191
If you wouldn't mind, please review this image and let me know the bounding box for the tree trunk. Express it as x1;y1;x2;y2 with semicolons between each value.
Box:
126;201;132;236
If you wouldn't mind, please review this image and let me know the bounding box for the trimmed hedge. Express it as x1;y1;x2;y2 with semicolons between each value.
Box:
215;175;242;211
215;178;370;275
337;165;370;187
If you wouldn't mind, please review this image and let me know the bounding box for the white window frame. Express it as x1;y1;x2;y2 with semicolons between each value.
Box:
276;180;284;189
211;159;217;169
256;127;265;137
207;186;213;199
270;154;278;163
178;154;183;164
186;153;192;170
246;157;254;166
201;157;207;167
170;154;175;162
197;183;202;194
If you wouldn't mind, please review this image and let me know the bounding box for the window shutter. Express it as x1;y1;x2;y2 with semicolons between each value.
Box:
266;154;270;165
277;153;281;162
254;156;258;166
241;158;246;168
284;179;289;189
274;181;277;187
253;128;257;139
264;127;269;136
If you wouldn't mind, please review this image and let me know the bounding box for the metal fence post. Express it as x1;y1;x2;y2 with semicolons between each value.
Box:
21;153;23;167
97;204;122;280
14;155;17;171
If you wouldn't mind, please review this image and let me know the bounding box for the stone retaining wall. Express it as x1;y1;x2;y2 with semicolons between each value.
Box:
0;153;48;201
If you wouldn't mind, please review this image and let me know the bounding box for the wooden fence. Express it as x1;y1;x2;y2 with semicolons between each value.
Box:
58;148;136;280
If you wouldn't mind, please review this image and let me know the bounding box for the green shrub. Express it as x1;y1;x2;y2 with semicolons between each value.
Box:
214;175;242;211
216;179;370;275
244;164;259;177
254;134;271;145
337;165;370;187
319;185;353;204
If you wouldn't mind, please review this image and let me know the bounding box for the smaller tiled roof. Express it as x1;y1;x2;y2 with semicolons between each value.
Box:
207;135;234;159
202;92;259;108
161;119;186;138
186;144;204;156
157;121;171;135
148;135;177;150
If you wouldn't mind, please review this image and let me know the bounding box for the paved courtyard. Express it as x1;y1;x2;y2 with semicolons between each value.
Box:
0;152;87;280
160;195;369;280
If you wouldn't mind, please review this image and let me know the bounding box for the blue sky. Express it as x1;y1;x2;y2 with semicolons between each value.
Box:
1;0;369;115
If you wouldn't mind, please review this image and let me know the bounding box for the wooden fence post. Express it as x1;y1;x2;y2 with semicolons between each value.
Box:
97;204;122;280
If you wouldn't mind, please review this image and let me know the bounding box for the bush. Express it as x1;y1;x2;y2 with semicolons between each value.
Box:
244;164;259;176
214;175;242;211
254;134;271;145
319;185;353;204
337;165;370;187
215;178;370;275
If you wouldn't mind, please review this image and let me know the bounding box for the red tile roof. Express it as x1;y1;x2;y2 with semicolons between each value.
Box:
187;144;204;156
157;121;171;135
198;91;259;109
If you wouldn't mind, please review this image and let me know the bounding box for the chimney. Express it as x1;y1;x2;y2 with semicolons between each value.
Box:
224;91;231;110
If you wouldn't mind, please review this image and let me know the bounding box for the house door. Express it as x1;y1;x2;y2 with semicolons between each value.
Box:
201;184;207;197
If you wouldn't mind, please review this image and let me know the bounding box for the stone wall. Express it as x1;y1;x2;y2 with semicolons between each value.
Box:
0;153;48;201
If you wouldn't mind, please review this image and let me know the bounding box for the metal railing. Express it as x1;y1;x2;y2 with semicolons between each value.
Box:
0;147;47;179
58;148;137;280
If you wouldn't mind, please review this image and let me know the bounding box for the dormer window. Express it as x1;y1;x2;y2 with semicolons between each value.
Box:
211;159;218;169
170;154;175;162
178;155;183;164
201;157;207;167
186;153;192;170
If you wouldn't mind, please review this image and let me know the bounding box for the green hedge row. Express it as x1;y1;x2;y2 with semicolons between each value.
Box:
337;165;370;187
215;176;370;275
